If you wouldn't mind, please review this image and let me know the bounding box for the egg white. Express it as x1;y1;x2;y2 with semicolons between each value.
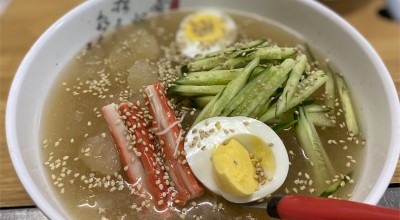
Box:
176;9;237;58
184;116;289;203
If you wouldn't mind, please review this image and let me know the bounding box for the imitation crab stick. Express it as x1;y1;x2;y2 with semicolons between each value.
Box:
118;102;173;213
101;104;152;207
145;83;204;200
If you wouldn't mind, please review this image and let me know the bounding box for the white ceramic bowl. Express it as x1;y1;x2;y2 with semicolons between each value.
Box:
6;0;400;219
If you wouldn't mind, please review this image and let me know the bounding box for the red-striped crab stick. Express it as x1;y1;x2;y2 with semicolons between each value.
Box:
145;83;203;199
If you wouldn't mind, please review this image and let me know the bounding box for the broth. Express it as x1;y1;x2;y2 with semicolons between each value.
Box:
41;10;364;219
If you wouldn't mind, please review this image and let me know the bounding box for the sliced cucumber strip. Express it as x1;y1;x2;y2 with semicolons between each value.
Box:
335;74;359;135
325;66;336;112
296;107;335;187
167;85;225;96
320;171;353;197
175;69;243;85
276;54;307;116
192;96;214;108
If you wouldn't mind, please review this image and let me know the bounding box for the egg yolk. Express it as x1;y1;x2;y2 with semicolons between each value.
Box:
183;13;227;43
212;139;258;196
247;135;276;179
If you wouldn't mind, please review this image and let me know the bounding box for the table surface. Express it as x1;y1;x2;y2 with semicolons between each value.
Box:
0;0;399;211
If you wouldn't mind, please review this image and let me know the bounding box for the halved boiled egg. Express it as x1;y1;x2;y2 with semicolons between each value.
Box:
184;116;289;203
176;9;237;58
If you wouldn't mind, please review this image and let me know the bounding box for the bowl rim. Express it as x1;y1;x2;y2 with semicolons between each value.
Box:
5;0;103;219
5;0;400;219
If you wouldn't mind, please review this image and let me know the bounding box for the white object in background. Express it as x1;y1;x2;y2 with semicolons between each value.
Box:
386;0;400;22
0;0;11;16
